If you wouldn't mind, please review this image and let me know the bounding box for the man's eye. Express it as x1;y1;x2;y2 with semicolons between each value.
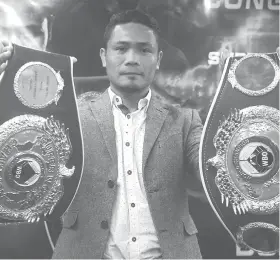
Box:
142;48;151;53
115;47;126;52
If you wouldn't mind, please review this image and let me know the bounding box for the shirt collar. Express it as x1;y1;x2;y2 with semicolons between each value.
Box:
108;87;151;111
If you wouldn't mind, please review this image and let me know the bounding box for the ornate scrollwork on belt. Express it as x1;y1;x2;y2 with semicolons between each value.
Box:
236;222;279;255
207;105;279;215
228;53;280;96
0;115;75;222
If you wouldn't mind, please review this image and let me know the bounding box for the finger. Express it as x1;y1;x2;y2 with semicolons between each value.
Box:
71;56;77;64
0;62;8;74
0;50;12;63
1;39;12;47
0;41;13;58
2;45;13;53
219;48;231;69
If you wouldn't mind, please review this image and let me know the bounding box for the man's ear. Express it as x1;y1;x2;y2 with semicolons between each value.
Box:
100;48;107;67
157;50;163;70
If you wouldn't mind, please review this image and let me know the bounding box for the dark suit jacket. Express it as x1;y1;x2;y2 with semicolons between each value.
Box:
52;89;203;259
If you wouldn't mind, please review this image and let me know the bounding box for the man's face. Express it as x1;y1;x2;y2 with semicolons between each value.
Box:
100;22;162;93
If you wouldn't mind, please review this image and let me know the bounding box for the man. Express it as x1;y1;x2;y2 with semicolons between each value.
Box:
0;10;204;259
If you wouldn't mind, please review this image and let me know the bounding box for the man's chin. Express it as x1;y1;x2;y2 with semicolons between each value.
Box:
118;84;145;92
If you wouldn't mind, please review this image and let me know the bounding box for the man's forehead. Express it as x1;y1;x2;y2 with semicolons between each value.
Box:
110;22;157;44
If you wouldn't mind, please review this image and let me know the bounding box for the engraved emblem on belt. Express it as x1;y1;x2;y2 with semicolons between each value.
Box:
228;53;280;96
0;115;74;222
207;105;279;215
14;62;64;109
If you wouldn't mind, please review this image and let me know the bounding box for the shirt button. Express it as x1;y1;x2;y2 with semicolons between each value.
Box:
125;142;130;146
127;115;131;119
131;203;135;207
132;237;136;242
127;170;132;175
107;180;115;188
101;220;108;230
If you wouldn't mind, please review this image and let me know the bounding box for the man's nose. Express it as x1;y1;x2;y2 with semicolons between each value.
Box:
124;49;140;66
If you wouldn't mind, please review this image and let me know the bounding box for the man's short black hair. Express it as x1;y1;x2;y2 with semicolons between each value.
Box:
104;9;161;49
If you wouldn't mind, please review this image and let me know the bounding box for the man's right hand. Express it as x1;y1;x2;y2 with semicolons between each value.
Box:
0;40;13;75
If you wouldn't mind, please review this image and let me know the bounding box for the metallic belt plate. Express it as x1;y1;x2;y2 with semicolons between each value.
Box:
200;51;279;256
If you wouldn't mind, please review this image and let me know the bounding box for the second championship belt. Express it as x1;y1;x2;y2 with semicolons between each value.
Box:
0;44;83;256
200;51;279;256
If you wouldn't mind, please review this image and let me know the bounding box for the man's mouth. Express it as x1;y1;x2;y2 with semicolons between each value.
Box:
120;72;143;76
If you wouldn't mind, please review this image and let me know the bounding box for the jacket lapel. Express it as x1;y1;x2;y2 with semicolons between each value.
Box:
142;93;168;172
88;89;168;174
89;89;117;164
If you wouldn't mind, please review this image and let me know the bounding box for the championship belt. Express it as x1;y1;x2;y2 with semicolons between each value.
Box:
200;51;279;256
0;44;83;224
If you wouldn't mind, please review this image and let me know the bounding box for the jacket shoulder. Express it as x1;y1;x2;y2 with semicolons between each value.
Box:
77;91;102;109
77;91;103;104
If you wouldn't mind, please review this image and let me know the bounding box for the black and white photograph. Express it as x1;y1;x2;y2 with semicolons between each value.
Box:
0;0;279;259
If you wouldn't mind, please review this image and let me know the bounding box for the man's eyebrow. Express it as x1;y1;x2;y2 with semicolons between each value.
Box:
137;42;154;47
113;41;128;44
113;41;154;47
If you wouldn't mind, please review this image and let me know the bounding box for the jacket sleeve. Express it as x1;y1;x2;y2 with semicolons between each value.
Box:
183;109;207;202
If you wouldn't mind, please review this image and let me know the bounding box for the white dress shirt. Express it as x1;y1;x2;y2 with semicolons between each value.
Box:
104;87;162;259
